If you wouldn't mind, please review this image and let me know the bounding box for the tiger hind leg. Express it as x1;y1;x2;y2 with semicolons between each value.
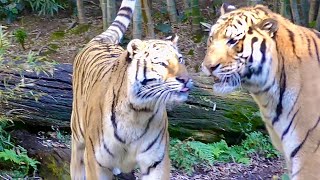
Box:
139;153;170;180
70;135;86;180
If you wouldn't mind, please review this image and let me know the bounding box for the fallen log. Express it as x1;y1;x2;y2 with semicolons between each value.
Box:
0;63;263;143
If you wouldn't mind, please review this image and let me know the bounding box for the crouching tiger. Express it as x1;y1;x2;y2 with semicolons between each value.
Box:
201;3;320;180
70;0;193;179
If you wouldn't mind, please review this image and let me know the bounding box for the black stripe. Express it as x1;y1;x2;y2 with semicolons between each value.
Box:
89;137;106;168
272;63;286;125
290;117;320;158
142;127;164;153
305;34;312;57
281;109;299;140
111;90;125;144
311;36;320;63
103;141;114;157
286;28;296;54
142;154;165;176
314;141;320;153
117;12;131;20
143;59;147;80
118;6;133;15
136;110;158;141
255;39;266;75
129;103;152;112
135;59;140;81
112;20;126;34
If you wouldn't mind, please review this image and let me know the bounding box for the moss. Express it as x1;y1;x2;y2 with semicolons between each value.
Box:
70;24;90;35
40;156;70;180
187;49;194;55
48;43;59;50
50;31;65;40
192;33;204;43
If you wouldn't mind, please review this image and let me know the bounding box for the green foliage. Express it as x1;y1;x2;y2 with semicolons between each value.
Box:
69;24;90;35
0;26;56;102
13;28;27;50
0;0;25;23
155;23;171;34
28;0;63;16
170;131;280;175
281;173;290;180
0;25;56;177
0;117;39;177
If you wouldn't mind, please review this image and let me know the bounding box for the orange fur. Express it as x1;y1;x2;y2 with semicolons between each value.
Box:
202;4;320;179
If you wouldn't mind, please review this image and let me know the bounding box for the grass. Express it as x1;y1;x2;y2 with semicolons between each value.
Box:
169;131;280;175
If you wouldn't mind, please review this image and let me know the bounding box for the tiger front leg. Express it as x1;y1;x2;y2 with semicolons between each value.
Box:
83;141;114;180
139;152;170;180
70;135;86;180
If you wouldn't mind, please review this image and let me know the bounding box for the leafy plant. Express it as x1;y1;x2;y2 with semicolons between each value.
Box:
0;26;56;103
13;28;27;50
0;0;25;23
28;0;63;16
170;131;280;175
0;117;39;177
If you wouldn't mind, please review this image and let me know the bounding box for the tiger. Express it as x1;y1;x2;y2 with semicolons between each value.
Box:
70;0;193;179
201;3;320;179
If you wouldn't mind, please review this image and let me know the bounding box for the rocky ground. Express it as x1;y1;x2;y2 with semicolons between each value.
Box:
4;1;286;179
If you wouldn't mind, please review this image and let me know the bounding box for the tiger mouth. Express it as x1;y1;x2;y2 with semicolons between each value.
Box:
179;87;190;93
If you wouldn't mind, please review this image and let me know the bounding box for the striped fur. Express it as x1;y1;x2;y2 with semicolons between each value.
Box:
201;4;320;179
70;0;193;179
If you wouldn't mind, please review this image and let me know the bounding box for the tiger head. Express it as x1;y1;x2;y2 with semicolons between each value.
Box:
201;4;279;95
127;35;193;107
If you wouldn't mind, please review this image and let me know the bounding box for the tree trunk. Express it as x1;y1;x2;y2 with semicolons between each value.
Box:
280;0;292;19
142;0;155;38
0;64;263;144
315;3;320;30
166;0;178;23
246;0;263;5
101;0;117;30
76;0;87;24
290;0;303;25
191;0;201;32
133;0;143;39
309;0;319;25
299;0;309;26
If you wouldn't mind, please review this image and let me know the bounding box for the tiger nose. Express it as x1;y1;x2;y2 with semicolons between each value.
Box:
176;75;190;84
206;63;221;72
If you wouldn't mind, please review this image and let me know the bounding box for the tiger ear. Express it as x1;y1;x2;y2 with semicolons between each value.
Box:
220;3;236;15
200;22;212;32
127;39;144;56
257;18;279;37
165;34;179;46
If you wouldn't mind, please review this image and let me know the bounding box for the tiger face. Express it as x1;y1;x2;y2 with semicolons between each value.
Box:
127;35;193;106
201;5;278;95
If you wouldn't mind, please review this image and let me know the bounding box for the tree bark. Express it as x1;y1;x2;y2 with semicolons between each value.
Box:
76;0;87;24
166;0;178;23
100;0;117;30
133;0;143;39
309;0;319;25
0;64;263;143
191;0;201;32
142;0;155;38
290;0;303;25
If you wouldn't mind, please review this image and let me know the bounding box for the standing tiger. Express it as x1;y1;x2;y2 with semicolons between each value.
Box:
201;3;320;179
70;0;193;179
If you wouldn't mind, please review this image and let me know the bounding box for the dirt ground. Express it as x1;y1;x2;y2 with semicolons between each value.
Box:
5;1;286;179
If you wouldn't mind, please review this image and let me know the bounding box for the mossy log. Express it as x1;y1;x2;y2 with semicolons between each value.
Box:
0;64;263;143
